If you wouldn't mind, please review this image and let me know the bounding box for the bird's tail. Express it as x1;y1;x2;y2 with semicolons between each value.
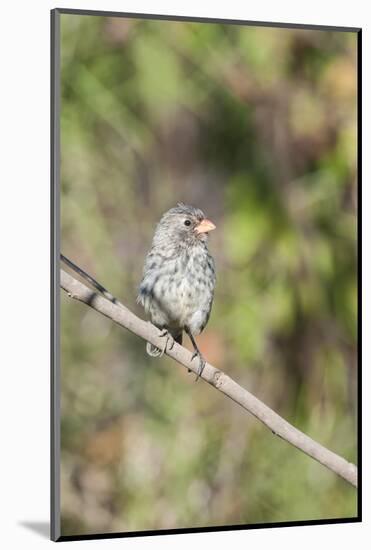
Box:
146;332;182;357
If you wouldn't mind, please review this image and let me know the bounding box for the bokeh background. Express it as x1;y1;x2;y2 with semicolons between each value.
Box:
59;13;358;536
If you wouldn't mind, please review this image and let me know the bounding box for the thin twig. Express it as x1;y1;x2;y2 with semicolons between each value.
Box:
60;267;358;489
60;254;128;311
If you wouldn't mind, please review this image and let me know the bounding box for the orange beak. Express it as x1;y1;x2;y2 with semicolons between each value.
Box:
195;218;216;234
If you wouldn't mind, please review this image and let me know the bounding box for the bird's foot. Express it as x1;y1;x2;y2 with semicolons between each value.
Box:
190;351;206;381
158;328;175;357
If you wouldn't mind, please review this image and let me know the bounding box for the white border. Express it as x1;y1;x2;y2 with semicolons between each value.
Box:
1;1;368;548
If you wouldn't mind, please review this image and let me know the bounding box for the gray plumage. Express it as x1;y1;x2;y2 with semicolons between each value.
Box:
137;203;216;377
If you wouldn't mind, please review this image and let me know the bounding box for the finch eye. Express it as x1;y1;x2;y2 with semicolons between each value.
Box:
184;220;191;226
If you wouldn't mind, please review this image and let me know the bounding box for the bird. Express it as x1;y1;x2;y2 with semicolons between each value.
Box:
137;203;216;380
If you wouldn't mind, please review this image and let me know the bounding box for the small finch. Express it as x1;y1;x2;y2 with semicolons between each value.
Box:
137;203;216;379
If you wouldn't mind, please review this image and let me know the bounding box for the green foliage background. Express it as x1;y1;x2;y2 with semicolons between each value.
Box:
60;13;358;536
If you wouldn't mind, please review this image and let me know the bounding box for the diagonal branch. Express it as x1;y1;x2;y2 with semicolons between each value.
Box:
60;266;358;488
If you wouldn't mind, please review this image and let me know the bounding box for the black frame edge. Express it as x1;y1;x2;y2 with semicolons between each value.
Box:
356;28;362;522
51;7;61;543
57;517;360;542
54;7;361;33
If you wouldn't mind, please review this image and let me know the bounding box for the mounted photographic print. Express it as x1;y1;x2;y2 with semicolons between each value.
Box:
51;8;361;542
